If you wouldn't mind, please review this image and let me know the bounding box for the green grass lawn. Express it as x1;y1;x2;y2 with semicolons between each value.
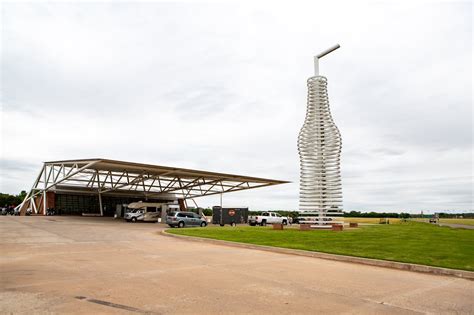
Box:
168;222;474;271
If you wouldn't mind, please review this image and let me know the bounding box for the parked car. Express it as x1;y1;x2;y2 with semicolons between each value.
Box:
248;212;289;226
166;211;207;228
2;206;15;216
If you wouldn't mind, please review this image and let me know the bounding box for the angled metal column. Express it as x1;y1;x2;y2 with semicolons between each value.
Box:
18;166;44;215
298;44;343;225
43;164;47;215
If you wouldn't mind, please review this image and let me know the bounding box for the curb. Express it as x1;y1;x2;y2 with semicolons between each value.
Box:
161;230;474;280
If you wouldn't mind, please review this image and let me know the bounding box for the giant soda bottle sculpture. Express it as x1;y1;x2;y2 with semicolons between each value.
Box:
298;44;343;226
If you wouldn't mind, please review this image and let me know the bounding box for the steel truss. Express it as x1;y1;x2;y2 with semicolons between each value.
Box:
18;159;288;215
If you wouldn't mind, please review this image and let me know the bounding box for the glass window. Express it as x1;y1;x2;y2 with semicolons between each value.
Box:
177;213;186;218
146;207;156;212
262;212;269;216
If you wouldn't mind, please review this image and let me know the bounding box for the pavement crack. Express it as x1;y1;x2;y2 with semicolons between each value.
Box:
74;296;159;314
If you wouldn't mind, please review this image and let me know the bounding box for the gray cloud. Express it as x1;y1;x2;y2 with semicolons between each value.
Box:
1;2;472;212
0;159;38;172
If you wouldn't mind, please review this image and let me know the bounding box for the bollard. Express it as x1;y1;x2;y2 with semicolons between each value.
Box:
272;223;284;230
300;224;311;231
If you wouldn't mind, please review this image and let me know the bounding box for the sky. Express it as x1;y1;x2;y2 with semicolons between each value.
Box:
0;1;472;213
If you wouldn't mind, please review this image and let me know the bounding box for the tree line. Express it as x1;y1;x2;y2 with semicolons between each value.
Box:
0;191;27;207
140;207;474;219
344;211;411;218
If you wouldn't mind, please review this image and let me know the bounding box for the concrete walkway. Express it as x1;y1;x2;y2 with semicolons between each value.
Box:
438;223;474;230
1;216;473;314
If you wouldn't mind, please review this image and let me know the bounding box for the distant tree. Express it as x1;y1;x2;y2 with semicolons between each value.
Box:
345;211;361;217
202;208;213;216
0;191;27;207
19;190;27;199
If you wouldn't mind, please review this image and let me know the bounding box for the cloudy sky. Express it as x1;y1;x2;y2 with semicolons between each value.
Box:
1;1;472;213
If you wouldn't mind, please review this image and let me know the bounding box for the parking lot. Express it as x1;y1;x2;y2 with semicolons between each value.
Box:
1;216;473;314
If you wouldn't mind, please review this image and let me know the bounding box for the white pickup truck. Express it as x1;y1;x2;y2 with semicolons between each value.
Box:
248;212;289;226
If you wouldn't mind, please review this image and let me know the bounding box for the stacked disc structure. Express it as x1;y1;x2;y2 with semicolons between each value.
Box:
297;75;343;225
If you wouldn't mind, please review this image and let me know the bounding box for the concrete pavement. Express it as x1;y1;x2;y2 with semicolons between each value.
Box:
1;216;473;314
438;223;474;230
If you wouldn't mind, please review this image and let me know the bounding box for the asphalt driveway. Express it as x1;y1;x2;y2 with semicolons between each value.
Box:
1;216;472;314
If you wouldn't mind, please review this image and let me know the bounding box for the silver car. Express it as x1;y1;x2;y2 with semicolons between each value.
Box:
166;211;207;228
